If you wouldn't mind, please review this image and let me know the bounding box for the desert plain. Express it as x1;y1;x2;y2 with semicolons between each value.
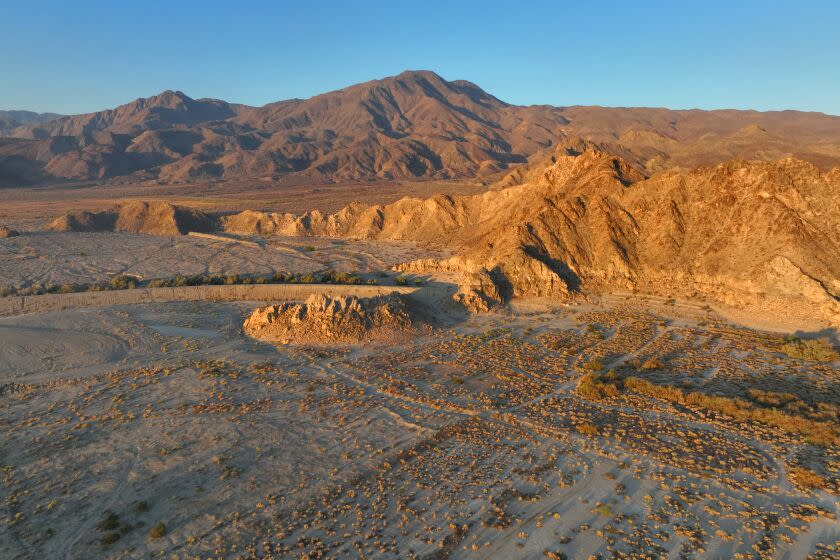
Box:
1;70;839;560
0;221;837;560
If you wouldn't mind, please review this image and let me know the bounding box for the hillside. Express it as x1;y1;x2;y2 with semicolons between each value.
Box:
3;70;840;186
221;151;840;324
0;110;63;134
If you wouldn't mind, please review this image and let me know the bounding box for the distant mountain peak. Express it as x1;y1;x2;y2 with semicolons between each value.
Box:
2;71;840;188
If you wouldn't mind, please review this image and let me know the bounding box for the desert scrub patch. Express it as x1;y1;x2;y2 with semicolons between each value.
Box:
639;358;664;370
622;377;839;447
576;422;599;437
780;337;839;362
583;357;604;372
788;466;828;491
576;372;620;400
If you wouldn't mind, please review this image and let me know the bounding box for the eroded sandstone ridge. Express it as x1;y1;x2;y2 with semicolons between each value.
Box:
243;293;413;344
45;200;214;235
224;150;840;325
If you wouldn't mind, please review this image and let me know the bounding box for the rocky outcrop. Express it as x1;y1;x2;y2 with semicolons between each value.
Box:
0;225;20;238
226;150;840;324
243;293;413;344
45;201;215;235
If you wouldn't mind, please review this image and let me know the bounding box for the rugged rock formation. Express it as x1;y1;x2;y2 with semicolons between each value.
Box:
45;201;214;235
243;293;412;344
226;151;840;324
4;70;840;186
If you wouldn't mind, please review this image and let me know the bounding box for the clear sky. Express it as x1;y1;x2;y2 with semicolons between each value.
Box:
2;0;839;116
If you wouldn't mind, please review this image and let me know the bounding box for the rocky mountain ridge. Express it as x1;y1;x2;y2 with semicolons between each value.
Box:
3;70;840;187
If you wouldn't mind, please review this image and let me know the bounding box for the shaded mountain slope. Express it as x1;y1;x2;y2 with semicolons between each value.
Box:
0;110;63;134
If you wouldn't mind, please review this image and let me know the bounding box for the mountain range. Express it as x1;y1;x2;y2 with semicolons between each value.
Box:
3;70;840;187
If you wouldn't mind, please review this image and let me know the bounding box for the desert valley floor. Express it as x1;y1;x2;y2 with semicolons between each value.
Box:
0;232;837;560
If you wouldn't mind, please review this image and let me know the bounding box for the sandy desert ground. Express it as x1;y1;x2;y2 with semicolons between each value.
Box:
0;232;838;560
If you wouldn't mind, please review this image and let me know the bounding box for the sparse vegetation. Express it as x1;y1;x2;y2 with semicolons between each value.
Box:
575;372;619;400
583;357;604;372
1;269;378;297
779;337;839;362
578;374;840;447
576;422;599;437
788;466;828;491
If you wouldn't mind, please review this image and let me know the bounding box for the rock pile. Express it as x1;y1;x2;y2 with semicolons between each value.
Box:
243;293;413;344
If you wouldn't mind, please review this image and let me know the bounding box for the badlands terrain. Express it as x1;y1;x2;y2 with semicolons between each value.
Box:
1;72;839;560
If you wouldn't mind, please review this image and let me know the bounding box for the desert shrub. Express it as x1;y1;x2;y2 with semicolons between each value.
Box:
585;323;605;339
395;276;409;286
149;522;166;539
639;358;664;370
100;532;120;545
576;373;619;400
299;273;316;283
303;245;316;252
137;500;149;512
109;275;137;290
780;337;839;362
320;270;362;284
583;358;604;372
58;284;76;294
97;511;120;531
576;422;599;437
594;504;613;516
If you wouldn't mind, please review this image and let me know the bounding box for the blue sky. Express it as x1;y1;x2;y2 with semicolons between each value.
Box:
2;0;839;115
